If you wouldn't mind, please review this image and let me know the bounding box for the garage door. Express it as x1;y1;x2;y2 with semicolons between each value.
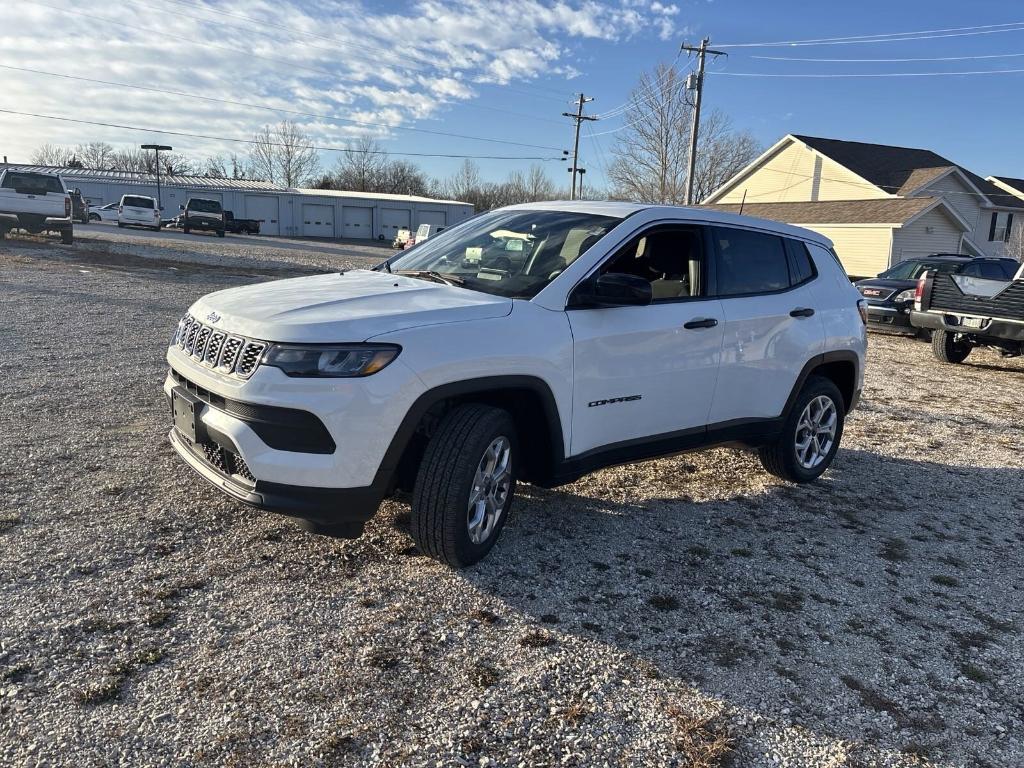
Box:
381;208;411;239
343;206;372;239
418;209;446;228
245;195;280;236
302;204;334;238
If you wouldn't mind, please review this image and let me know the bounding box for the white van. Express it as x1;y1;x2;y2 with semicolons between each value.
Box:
407;223;445;248
118;194;161;231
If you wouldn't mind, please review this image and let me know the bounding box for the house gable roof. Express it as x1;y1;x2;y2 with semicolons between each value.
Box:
792;135;1024;211
700;197;969;230
989;176;1024;199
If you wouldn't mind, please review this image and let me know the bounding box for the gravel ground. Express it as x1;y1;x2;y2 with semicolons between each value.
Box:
1;231;1022;767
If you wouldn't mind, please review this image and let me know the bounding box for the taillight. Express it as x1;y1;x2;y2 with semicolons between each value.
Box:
857;299;868;325
914;273;927;311
65;197;71;217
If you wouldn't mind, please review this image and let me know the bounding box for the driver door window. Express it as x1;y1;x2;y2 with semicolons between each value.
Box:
600;227;707;300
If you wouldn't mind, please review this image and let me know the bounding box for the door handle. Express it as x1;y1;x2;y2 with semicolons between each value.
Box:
683;317;718;329
790;307;815;318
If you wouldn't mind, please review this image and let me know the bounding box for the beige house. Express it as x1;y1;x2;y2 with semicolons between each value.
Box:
702;134;1024;277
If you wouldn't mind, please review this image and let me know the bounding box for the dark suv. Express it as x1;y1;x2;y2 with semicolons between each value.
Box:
855;254;1020;334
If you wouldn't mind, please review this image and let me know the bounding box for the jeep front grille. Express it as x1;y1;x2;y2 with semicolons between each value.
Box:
174;314;266;379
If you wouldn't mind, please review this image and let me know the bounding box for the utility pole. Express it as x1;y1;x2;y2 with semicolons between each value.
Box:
562;94;596;201
141;144;172;212
681;38;725;205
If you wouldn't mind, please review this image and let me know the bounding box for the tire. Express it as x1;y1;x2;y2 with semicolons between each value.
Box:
89;214;100;222
759;375;845;483
217;229;225;238
411;404;517;567
117;222;124;228
61;229;73;245
931;329;971;364
183;226;190;235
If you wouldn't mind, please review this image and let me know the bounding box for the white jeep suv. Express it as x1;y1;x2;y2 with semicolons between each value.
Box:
165;203;867;566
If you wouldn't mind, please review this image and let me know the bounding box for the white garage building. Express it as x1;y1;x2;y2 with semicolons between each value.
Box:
3;164;474;239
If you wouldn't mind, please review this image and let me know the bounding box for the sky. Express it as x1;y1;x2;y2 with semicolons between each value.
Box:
2;0;1023;191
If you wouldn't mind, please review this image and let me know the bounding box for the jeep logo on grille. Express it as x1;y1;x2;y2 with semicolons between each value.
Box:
206;311;221;324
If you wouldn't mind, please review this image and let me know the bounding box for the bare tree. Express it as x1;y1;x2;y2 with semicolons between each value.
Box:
1005;218;1024;263
74;142;116;169
689;112;762;203
31;144;78;167
249;120;320;187
329;137;387;192
607;62;760;205
607;64;690;204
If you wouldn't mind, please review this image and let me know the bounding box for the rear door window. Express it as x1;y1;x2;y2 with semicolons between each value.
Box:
712;227;790;296
123;196;154;209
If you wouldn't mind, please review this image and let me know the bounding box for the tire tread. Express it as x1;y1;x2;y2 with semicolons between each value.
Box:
412;404;512;566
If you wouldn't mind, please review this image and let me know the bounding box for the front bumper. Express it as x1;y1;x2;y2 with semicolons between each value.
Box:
168;428;382;534
864;303;915;333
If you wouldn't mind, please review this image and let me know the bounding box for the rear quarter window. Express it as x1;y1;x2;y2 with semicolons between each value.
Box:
713;227;790;296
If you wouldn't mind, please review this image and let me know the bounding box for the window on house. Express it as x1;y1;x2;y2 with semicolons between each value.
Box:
989;211;1014;242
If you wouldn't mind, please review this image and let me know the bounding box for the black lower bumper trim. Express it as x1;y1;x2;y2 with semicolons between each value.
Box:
169;429;383;531
910;311;1024;342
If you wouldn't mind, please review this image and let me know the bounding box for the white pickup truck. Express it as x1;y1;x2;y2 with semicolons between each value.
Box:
0;169;74;244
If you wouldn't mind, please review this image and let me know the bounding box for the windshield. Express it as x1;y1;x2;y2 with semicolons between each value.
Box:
3;172;64;194
123;195;155;209
189;199;221;213
387;209;621;298
880;259;962;280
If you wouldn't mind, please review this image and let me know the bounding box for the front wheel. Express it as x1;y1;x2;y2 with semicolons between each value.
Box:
411;404;517;567
931;329;971;364
759;375;845;483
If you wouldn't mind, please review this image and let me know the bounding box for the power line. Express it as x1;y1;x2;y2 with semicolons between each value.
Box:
718;21;1024;48
596;50;683;120
0;107;566;161
711;68;1024;78
752;52;1024;63
0;64;565;151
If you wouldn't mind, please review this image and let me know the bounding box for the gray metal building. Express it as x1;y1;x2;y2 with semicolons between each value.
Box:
2;165;474;239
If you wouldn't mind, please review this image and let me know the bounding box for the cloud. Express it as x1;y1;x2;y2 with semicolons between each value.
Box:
0;0;675;163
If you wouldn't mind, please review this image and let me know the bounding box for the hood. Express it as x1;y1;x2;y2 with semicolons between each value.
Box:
190;269;512;342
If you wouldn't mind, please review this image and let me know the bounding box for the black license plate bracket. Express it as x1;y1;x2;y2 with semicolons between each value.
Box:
171;386;207;443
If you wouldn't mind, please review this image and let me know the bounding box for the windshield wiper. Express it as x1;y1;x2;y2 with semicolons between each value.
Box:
394;270;465;286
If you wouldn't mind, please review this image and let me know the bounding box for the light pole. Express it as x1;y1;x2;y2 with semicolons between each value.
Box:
141;144;172;212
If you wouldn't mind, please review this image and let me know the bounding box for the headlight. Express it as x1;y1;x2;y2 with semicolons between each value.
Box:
893;289;916;303
262;344;400;378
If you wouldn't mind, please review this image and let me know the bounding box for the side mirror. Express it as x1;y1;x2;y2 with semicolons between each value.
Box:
574;273;652;307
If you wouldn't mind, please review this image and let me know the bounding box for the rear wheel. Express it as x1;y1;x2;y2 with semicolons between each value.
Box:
932;329;971;364
217;229;225;238
411;404;517;567
759;375;845;483
183;226;190;234
117;222;124;228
